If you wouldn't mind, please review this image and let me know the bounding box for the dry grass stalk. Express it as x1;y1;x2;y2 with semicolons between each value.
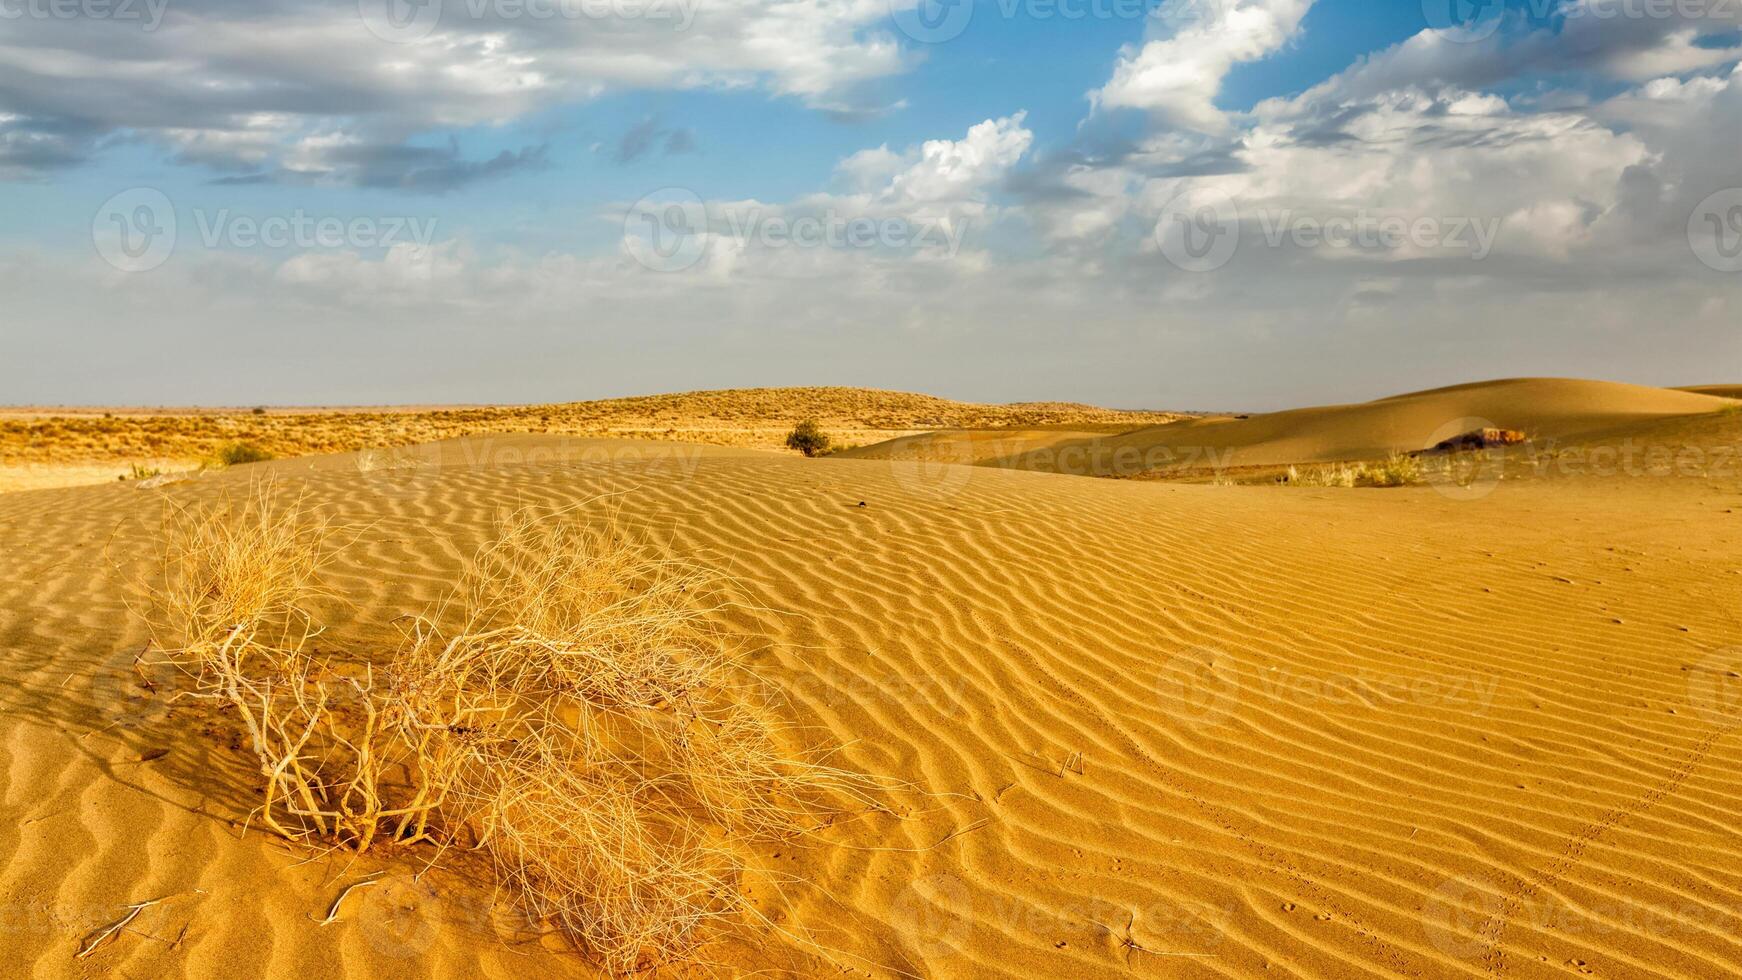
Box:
313;874;386;925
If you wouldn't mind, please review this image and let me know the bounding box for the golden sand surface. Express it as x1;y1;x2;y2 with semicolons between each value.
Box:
1;378;1739;977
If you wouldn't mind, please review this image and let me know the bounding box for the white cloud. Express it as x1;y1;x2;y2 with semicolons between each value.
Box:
0;0;910;182
1094;0;1314;131
1285;0;1741;105
1227;89;1651;258
883;113;1033;205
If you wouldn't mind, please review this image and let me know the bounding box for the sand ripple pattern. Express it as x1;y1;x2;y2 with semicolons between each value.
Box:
0;434;1737;978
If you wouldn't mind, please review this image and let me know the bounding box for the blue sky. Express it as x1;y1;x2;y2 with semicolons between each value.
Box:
3;1;1431;244
0;0;1737;408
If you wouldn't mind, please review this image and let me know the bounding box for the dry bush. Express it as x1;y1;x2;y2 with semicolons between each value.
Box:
139;487;879;974
1359;452;1423;487
136;482;377;844
392;510;879;971
1280;456;1419;488
1295;463;1359;488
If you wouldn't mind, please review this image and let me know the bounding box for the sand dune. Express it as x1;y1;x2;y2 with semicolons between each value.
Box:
1679;385;1742;401
2;384;1740;978
845;378;1738;478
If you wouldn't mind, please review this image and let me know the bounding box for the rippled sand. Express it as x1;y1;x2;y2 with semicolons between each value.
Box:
2;381;1740;977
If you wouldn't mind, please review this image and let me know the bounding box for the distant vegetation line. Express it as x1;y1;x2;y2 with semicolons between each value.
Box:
0;387;1187;466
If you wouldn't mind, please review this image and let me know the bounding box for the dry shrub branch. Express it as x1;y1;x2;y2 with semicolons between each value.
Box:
137;482;879;973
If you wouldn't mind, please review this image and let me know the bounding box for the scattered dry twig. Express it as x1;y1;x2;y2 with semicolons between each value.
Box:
76;890;202;959
312;873;386;925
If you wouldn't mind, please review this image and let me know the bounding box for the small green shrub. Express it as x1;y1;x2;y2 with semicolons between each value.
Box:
215;442;274;467
784;421;831;458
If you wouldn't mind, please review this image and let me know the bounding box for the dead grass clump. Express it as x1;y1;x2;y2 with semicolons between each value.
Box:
139;488;878;974
137;486;435;850
1277;456;1419;488
393;509;879;970
1359;452;1423;487
1300;464;1359;488
463;743;737;971
142;482;334;653
136;483;375;844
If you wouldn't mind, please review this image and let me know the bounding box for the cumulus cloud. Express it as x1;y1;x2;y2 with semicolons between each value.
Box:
900;114;1032;200
1094;0;1314;131
1048;0;1741;274
614;113;1034;283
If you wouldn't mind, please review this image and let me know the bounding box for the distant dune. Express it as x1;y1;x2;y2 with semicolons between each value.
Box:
844;378;1738;475
1679;384;1742;400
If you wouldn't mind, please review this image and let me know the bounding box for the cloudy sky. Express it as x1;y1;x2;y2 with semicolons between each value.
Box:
0;0;1737;410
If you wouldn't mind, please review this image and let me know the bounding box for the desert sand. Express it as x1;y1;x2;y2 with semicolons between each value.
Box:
1;378;1739;978
0;388;1181;493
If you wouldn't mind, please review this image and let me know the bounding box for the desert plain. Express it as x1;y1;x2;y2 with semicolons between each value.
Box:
0;377;1740;978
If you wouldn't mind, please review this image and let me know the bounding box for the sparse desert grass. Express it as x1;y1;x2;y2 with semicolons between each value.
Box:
136;485;879;973
1291;464;1360;488
1276;455;1421;488
1;387;1185;476
1359;453;1422;487
1324;465;1360;488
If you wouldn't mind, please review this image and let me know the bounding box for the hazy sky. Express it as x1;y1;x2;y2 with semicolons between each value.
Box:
0;0;1738;411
